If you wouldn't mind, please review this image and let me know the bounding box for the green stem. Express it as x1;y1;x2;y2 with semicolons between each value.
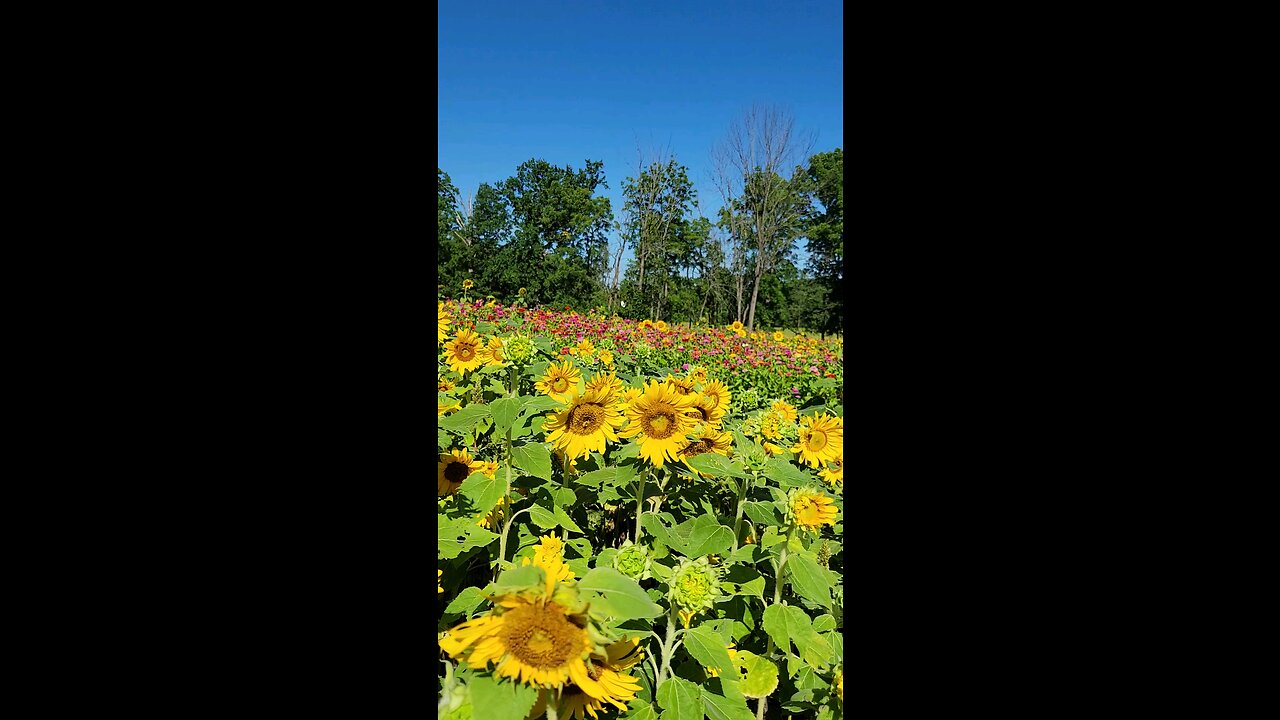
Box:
546;688;559;720
656;603;680;687
732;473;752;552
756;525;794;720
634;467;648;542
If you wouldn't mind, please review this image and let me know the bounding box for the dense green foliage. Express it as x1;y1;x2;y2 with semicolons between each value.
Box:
438;149;843;336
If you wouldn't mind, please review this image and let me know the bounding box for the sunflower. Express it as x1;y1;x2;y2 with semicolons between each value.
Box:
544;387;624;461
729;320;746;337
462;278;474;290
536;361;582;403
444;328;485;374
573;338;596;357
684;392;726;429
790;488;838;530
835;667;843;703
438;569;443;595
665;373;696;396
480;494;512;530
654;320;668;332
677;427;733;476
698;379;732;415
619;379;697;467
597;349;614;367
529;638;644;719
480;336;507;367
819;457;844;488
686;366;708;386
620;386;643;404
438;448;484;496
638;319;654;330
438;302;451;344
438;376;456;393
438;399;461;416
792;413;844;468
773;331;785;342
583;372;624;404
771;399;798;423
439;593;592;689
763;441;786;456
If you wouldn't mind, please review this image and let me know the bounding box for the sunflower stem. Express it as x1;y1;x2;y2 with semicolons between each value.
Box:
546;689;559;720
656;603;679;687
731;473;752;552
634;467;648;542
756;525;794;720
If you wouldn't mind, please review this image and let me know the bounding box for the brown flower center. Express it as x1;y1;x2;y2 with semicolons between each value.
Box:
682;440;710;458
444;460;470;484
645;411;676;439
567;403;605;434
807;430;827;452
499;602;582;670
456;344;476;361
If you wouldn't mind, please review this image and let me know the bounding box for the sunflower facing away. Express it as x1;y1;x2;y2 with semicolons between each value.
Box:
479;335;506;367
792;413;844;468
443;328;485;374
543;387;624;461
438;302;451;344
619;379;697;467
790;487;838;531
536;361;582;403
698;379;732;415
438;448;485;496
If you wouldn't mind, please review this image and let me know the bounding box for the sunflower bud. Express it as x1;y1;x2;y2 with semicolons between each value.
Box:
505;334;536;365
613;541;652;580
669;556;723;617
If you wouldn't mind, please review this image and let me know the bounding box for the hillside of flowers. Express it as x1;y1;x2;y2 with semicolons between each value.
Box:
438;296;844;720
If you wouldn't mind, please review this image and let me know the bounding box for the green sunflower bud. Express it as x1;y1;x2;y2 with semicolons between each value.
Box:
505;334;535;365
669;556;723;614
613;541;651;580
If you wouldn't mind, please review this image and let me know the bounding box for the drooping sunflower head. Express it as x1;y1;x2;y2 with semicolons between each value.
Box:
438;302;451;344
699;379;732;415
684;391;726;429
791;413;844;468
677;427;733;477
536;361;583;403
438;448;484;496
619;379;698;468
529;637;644;719
543;386;624;461
444;328;486;374
819;456;844;489
669;555;723;616
480;336;506;367
771;399;798;423
788;487;838;531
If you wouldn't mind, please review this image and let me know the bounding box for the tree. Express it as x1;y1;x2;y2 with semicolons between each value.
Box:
803;148;844;336
618;152;696;320
711;105;814;332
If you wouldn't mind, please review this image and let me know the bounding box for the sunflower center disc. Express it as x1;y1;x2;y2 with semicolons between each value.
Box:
444;462;470;483
553;377;568;393
501;602;580;669
683;441;709;458
808;430;827;452
458;346;474;361
569;404;603;433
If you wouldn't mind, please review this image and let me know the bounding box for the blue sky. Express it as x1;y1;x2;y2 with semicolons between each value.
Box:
438;0;843;270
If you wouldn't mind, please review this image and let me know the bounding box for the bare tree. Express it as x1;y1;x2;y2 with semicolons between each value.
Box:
711;104;814;332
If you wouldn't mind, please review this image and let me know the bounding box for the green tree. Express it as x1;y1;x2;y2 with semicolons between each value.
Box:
803;148;844;336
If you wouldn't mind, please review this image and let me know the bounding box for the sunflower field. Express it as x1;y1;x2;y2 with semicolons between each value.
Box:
438;299;844;720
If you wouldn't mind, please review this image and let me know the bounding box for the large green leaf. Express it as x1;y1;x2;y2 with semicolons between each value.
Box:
467;669;539;720
685;518;734;558
682;626;735;677
444;586;486;618
458;470;506;520
655;676;703;720
439;405;490;434
528;505;557;529
761;604;832;669
731;650;779;699
720;565;765;599
686;453;750;479
553;506;583;533
487;396;524;436
700;678;755;720
765;457;812;488
511;442;552;481
742;501;780;526
438;518;499;559
786;555;833;610
578;567;663;620
494;564;544;594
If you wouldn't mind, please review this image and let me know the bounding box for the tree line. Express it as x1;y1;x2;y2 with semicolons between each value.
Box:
438;106;843;336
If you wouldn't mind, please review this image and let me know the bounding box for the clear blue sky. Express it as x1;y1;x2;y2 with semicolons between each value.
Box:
438;0;843;271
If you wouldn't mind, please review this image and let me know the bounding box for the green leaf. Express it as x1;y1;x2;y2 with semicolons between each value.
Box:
467;669;539;720
439;405;490;434
458;471;505;520
686;453;751;479
786;555;833;610
623;700;658;720
553;505;583;533
682;626;735;677
762;604;832;670
765;457;812;488
700;678;755;720
614;440;640;459
554;487;577;507
488;396;523;436
742;501;780;526
720;565;765;599
578;567;663;620
494;564;544;594
655;676;703;720
732;650;779;699
511;442;552;481
438;518;499;559
443;586;486;618
812;614;836;632
685;517;734;558
528;505;557;529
